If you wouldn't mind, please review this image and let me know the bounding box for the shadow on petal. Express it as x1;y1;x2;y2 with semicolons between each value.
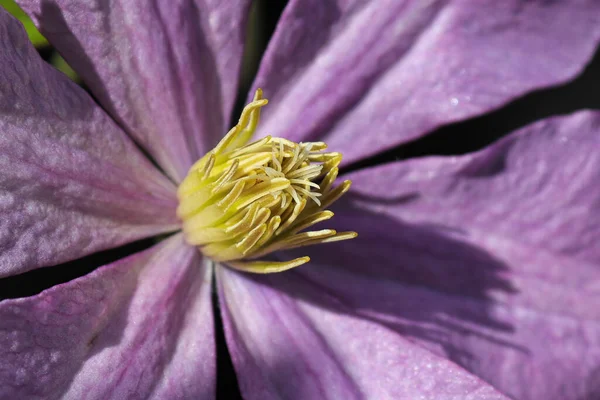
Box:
247;194;523;369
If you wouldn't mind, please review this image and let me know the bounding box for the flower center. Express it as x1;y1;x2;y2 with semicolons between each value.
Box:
177;89;357;273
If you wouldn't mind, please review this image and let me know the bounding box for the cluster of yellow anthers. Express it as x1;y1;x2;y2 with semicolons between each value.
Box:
177;89;357;274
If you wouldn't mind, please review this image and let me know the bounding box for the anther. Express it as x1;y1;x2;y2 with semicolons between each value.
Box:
177;89;357;273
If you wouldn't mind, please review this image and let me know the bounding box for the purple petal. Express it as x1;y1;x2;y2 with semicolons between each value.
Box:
0;10;180;278
0;235;215;400
252;0;600;165
17;0;252;181
293;111;600;399
217;266;508;400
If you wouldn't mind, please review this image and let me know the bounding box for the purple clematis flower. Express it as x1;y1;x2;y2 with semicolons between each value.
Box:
1;0;600;399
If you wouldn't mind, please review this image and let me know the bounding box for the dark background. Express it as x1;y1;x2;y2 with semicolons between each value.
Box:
1;0;600;398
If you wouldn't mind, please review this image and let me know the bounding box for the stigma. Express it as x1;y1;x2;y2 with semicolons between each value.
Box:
177;89;357;273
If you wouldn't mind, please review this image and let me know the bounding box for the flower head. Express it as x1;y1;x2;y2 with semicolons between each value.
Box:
0;2;599;400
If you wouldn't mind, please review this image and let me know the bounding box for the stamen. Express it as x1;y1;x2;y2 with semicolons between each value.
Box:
177;89;357;273
228;256;311;274
212;160;239;191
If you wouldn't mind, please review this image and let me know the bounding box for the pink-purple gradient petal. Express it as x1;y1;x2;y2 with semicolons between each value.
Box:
252;0;600;165
0;235;215;400
0;10;179;279
218;266;509;400
17;0;252;181
1;0;597;397
284;111;600;399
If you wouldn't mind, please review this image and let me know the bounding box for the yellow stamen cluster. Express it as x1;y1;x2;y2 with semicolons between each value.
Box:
177;89;357;273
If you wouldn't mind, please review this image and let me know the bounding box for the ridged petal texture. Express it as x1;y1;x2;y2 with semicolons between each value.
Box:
0;235;215;400
218;266;509;400
252;0;600;165
258;111;600;400
17;0;252;181
0;9;179;279
1;0;599;398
